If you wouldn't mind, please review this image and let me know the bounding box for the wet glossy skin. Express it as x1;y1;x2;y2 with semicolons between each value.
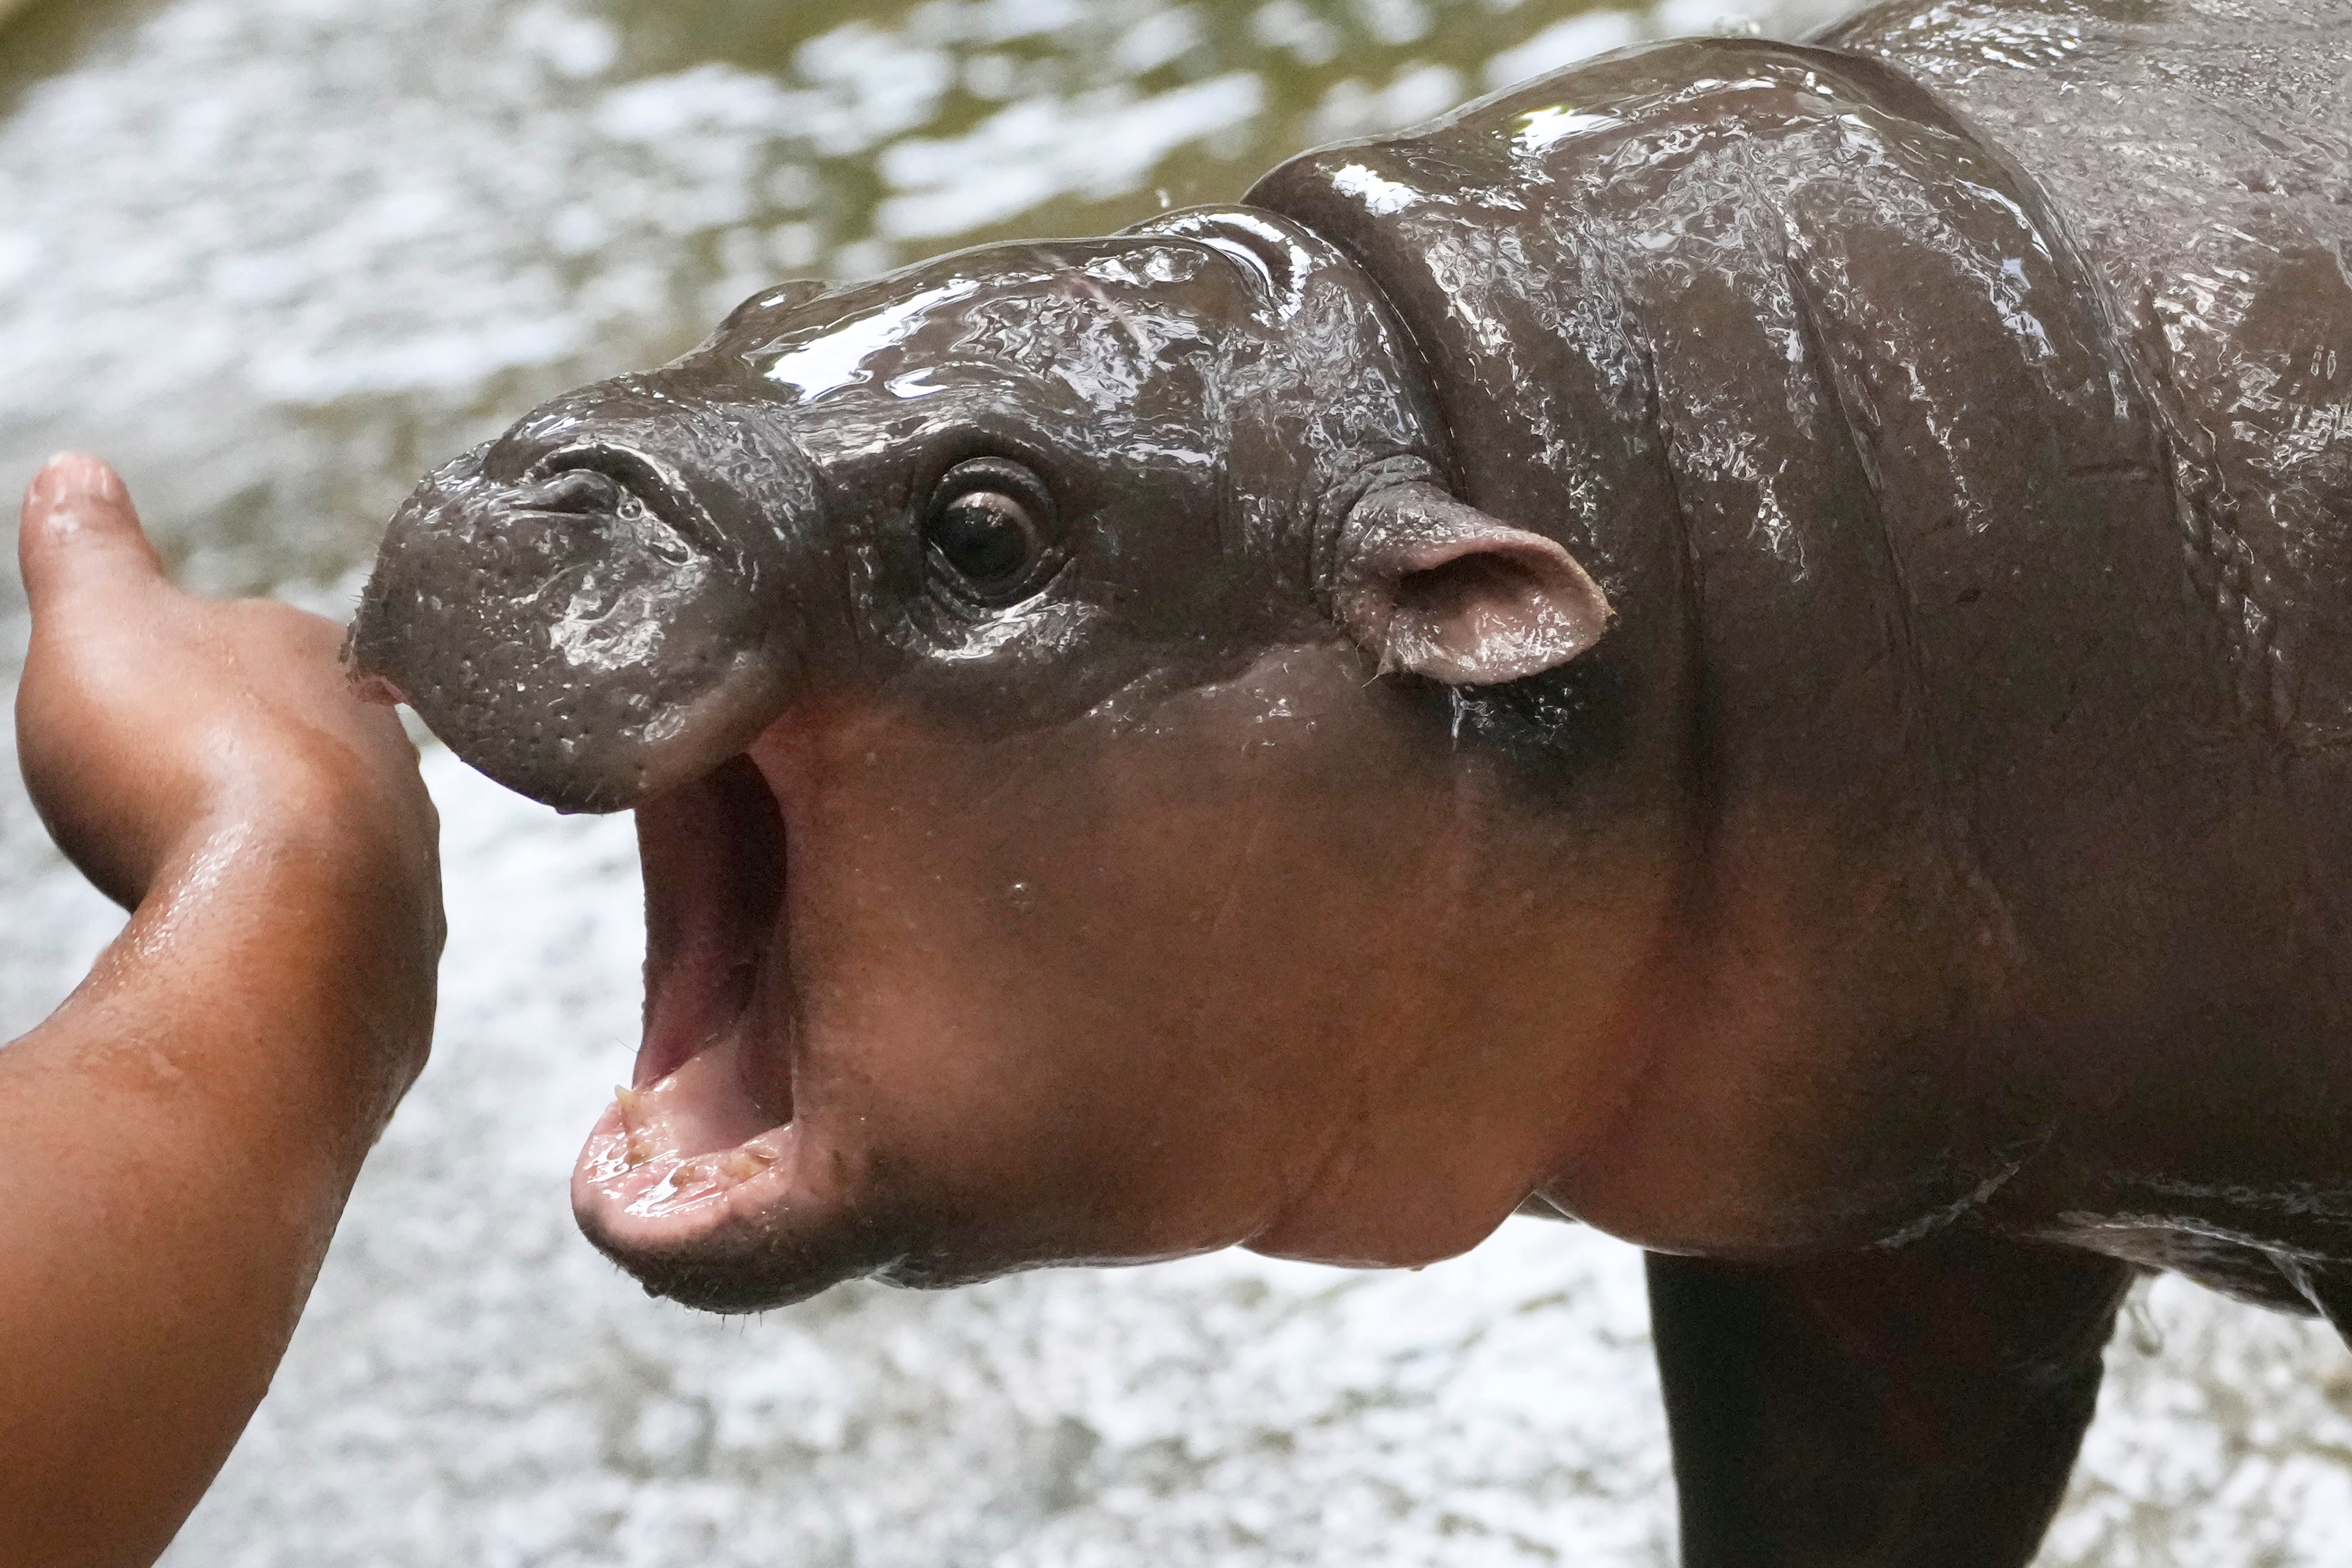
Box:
353;2;2351;1559
1258;0;2352;1301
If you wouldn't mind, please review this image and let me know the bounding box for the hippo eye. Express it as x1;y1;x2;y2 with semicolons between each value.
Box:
922;457;1061;606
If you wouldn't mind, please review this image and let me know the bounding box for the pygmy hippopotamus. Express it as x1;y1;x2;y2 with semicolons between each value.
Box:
348;0;2352;1560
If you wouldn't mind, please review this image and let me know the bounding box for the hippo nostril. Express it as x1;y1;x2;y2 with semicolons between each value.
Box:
516;467;630;515
526;442;719;555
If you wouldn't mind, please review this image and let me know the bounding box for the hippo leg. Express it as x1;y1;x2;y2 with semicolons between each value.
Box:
1646;1234;2132;1567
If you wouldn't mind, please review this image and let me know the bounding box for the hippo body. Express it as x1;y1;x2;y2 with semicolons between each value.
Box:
1253;0;2352;1282
352;2;2352;1561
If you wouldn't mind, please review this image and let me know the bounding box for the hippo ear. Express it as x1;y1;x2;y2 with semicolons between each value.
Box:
1333;481;1611;684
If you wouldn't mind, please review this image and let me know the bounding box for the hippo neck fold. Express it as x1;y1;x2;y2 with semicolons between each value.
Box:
1250;36;2228;1239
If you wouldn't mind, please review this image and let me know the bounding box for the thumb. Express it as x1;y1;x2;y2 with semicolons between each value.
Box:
19;453;166;614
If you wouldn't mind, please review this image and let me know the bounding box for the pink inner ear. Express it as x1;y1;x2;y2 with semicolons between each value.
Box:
1395;552;1557;654
1333;481;1612;684
1385;528;1523;579
1380;531;1612;684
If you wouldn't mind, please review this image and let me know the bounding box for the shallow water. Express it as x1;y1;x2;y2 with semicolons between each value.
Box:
2;0;2350;1561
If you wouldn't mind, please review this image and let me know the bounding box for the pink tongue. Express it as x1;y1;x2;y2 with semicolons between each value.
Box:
622;1034;783;1162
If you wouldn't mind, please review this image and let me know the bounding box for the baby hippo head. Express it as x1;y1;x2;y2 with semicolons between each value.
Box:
350;208;1612;1310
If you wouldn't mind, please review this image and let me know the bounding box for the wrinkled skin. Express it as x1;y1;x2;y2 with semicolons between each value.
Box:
352;1;2352;1561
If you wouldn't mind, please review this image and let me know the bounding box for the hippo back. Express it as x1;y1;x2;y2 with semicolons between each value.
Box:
1824;0;2352;745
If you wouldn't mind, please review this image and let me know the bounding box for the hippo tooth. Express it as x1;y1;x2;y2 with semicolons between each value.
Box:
613;1085;655;1167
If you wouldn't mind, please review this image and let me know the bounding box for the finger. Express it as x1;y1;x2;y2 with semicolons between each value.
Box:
19;453;167;613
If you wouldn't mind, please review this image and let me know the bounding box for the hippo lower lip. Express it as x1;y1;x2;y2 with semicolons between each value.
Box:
570;755;807;1264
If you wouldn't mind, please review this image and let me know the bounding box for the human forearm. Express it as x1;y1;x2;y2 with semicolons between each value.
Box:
2;454;444;1567
0;807;436;1566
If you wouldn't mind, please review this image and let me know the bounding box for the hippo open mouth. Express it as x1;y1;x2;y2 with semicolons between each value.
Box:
570;754;801;1253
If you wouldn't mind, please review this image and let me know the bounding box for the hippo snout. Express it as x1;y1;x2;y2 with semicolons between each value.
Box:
347;390;817;813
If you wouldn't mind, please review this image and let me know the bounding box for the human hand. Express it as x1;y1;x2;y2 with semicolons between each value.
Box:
16;452;439;921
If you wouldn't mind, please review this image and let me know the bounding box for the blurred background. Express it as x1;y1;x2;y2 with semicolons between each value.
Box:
2;0;2350;1562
